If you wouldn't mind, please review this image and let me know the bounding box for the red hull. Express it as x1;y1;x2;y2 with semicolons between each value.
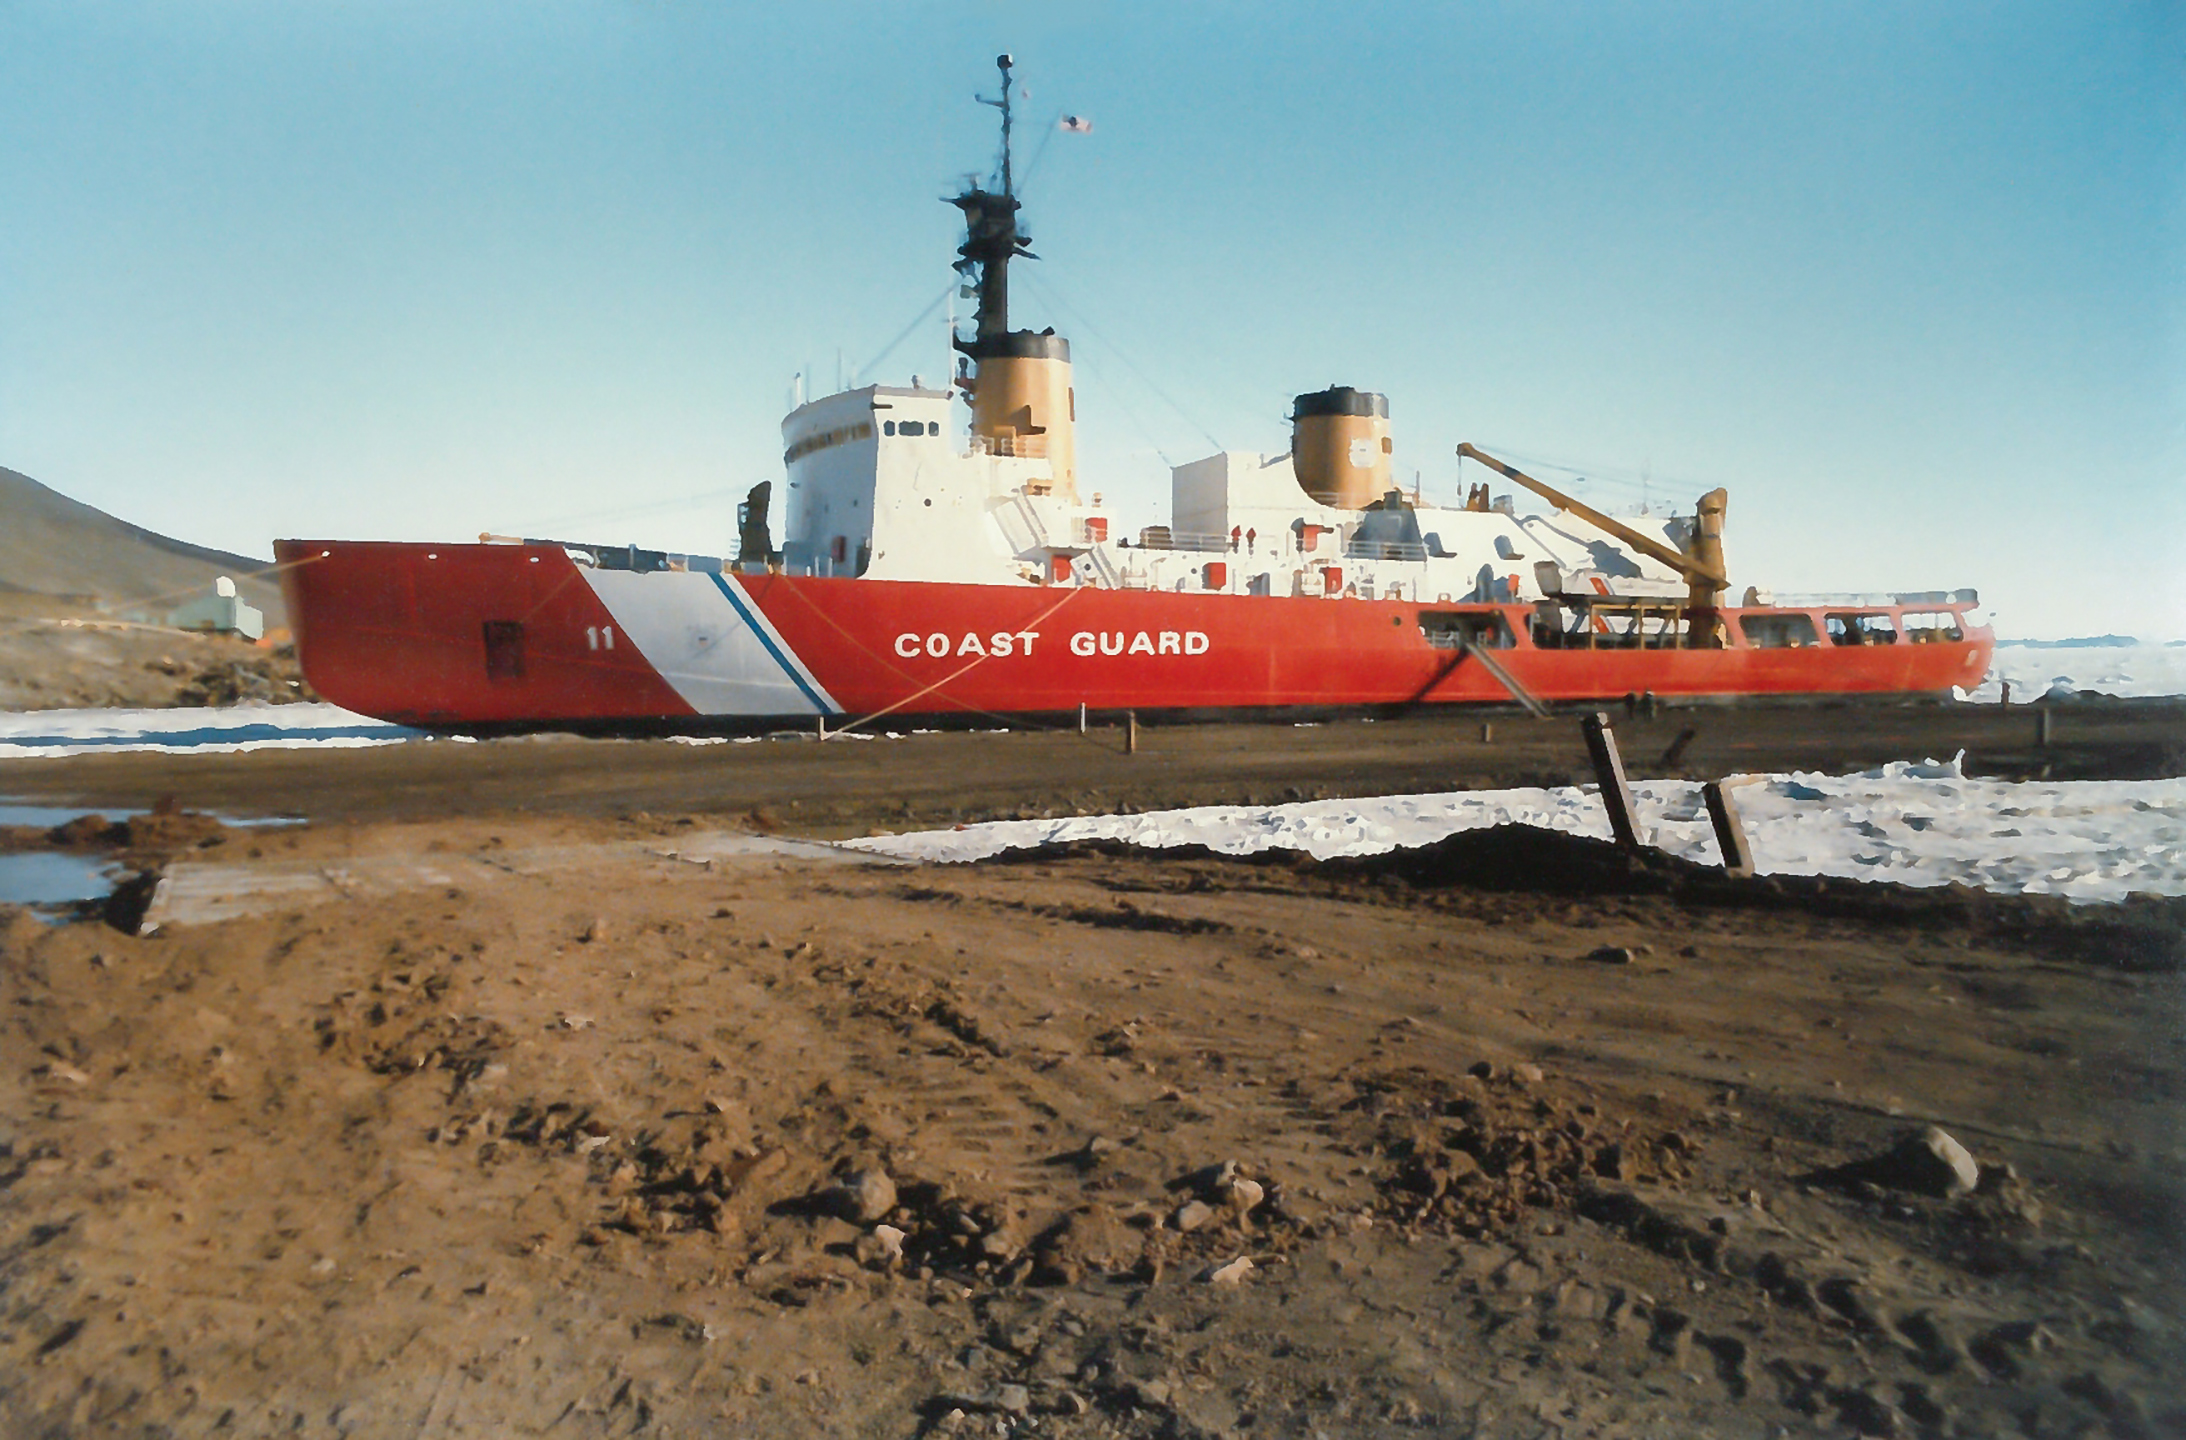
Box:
276;541;1994;727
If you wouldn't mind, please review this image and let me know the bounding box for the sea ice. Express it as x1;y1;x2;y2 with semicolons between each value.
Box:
0;702;414;758
1965;639;2186;703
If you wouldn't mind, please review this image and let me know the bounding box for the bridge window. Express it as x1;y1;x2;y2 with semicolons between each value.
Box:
1901;611;1963;643
1826;612;1899;646
1419;610;1513;649
783;421;876;464
1740;613;1819;648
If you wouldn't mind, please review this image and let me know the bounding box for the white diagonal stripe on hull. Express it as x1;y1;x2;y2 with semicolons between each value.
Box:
579;569;839;716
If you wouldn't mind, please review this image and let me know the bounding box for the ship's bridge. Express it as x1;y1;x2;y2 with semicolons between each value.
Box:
778;382;1108;586
779;384;954;578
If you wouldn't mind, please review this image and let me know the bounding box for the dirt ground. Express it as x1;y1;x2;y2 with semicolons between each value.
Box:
0;593;309;712
2;742;2183;1437
3;698;2182;835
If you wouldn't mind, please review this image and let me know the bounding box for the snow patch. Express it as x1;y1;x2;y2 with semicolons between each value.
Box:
851;760;2186;904
0;702;416;758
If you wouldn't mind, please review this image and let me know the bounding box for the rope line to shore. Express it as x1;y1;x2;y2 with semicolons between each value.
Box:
771;578;1179;752
777;580;1090;741
93;552;325;615
0;553;327;639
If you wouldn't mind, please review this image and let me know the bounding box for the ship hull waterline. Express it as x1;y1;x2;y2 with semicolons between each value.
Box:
275;541;1995;731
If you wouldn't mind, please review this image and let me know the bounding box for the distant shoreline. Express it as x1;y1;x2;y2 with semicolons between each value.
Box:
1994;635;2184;649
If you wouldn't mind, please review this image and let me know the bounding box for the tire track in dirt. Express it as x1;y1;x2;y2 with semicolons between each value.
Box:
5;820;2181;1437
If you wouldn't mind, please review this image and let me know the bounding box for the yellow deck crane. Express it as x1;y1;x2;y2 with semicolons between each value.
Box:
1457;443;1730;647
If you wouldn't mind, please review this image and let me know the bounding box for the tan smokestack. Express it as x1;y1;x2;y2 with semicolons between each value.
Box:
968;332;1076;500
1291;387;1391;510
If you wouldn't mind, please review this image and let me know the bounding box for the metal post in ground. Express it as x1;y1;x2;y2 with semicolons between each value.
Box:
2036;706;2052;748
1581;711;1645;850
1703;780;1754;877
818;713;827;741
1479;721;1494;744
1126;711;1138;755
1079;702;1087;736
1658;725;1698;769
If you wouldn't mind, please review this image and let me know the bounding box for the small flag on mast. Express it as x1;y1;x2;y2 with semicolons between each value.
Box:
1060;115;1093;133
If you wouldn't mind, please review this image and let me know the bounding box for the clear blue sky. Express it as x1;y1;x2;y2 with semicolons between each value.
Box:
3;1;2178;637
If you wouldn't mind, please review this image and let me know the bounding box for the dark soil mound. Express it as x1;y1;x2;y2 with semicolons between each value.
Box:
989;825;2186;972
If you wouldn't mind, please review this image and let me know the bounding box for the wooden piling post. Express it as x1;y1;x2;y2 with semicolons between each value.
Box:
1125;711;1138;755
1703;780;1754;877
1582;712;1644;850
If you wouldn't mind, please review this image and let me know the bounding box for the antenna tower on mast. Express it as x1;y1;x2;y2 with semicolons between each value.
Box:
946;54;1078;499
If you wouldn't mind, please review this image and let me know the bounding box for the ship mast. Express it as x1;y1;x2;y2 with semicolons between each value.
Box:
952;53;1035;348
948;53;1078;500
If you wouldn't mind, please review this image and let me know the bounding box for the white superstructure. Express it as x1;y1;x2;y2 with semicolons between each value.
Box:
762;54;1701;613
773;379;1694;611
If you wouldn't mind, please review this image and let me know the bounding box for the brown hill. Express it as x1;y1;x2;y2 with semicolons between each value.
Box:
0;465;287;627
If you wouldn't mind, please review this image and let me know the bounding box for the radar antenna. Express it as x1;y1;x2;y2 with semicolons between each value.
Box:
985;51;1016;199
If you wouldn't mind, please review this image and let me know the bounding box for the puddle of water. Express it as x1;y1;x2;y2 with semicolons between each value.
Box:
0;802;142;828
0;799;301;830
0;798;300;920
0;850;120;909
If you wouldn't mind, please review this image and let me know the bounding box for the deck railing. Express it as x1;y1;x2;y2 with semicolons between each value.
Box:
969;432;1049;459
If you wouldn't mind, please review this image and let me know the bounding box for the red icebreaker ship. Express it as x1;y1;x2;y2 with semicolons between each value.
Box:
278;57;1991;733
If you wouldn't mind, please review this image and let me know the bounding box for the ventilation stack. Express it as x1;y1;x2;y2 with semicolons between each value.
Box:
1291;387;1391;510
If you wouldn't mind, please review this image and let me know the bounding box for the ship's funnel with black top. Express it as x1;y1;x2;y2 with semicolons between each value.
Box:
964;330;1075;499
1292;387;1391;510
